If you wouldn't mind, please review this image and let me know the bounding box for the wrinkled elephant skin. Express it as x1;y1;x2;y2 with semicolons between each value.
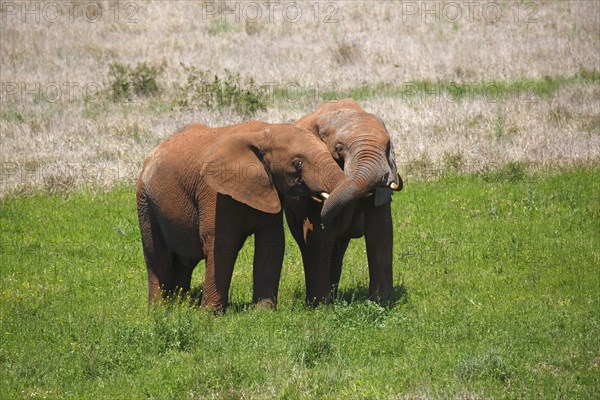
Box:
137;121;348;311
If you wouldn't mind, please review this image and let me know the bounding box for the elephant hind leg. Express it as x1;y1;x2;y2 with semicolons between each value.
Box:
144;246;173;306
151;255;197;303
138;191;173;306
170;255;198;299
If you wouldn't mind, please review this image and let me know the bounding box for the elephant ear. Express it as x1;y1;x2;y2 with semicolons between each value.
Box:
201;130;281;214
388;139;399;178
385;125;403;191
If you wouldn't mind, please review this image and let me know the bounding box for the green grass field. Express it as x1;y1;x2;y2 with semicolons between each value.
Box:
1;166;598;399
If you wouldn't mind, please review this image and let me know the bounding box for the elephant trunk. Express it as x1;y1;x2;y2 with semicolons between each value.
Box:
320;146;395;227
306;152;348;197
320;176;363;228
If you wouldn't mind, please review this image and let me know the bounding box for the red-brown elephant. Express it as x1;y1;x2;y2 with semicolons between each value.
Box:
284;99;403;304
136;121;350;311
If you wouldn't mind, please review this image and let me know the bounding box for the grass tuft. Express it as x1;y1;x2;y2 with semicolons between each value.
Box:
458;349;515;384
482;161;528;183
333;40;361;64
108;62;165;101
208;19;233;35
176;65;268;117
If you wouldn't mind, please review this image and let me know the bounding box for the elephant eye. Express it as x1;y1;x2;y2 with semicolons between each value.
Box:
292;158;303;170
335;143;343;154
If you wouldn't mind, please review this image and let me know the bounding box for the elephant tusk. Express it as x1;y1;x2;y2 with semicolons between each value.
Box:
390;174;403;191
311;192;329;203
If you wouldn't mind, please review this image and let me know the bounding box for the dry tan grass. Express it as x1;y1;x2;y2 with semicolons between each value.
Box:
1;1;599;196
377;84;600;175
2;1;598;84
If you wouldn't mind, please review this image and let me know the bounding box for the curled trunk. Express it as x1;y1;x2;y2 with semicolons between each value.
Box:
320;148;391;228
321;178;357;227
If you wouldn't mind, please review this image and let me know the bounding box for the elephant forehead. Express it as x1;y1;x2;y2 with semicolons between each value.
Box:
287;130;329;150
326;112;387;137
353;122;391;141
349;115;386;132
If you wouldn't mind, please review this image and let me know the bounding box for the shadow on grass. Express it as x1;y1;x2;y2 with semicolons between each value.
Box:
289;283;410;309
166;283;410;314
334;283;409;309
187;286;268;314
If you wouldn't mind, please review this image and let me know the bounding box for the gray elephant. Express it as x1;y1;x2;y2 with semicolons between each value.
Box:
284;99;403;303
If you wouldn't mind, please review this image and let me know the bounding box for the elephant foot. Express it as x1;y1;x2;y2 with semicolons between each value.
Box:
200;298;227;314
255;298;277;310
368;287;395;305
305;293;333;308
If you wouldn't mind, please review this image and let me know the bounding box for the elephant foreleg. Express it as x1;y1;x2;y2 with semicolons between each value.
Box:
252;218;285;308
330;237;350;299
201;235;241;311
302;231;337;305
285;201;331;304
364;202;394;298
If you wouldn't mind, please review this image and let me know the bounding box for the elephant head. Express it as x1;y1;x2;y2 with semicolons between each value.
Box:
296;100;403;226
201;124;348;214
